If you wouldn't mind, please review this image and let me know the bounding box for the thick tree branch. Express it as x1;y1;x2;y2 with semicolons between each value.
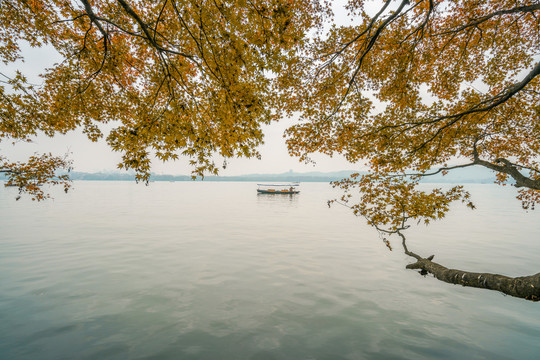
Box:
475;158;540;190
472;144;540;190
355;56;539;157
369;59;538;156
399;231;540;301
80;0;108;38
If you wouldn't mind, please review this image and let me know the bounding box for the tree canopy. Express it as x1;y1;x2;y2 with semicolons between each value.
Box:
1;0;539;215
281;0;540;232
1;0;324;198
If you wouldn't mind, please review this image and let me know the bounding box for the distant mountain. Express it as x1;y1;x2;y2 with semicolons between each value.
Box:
61;167;499;184
67;171;140;181
416;166;497;184
65;170;356;182
209;170;358;182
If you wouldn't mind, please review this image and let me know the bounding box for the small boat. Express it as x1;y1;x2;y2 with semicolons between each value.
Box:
257;183;300;194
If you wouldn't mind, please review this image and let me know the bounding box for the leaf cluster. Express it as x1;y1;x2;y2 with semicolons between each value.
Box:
280;0;540;230
1;0;326;194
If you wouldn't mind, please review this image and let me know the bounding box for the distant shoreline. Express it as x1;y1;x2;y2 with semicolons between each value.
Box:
1;168;498;184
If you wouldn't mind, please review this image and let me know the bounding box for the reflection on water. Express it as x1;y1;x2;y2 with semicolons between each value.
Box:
256;192;299;205
1;181;539;360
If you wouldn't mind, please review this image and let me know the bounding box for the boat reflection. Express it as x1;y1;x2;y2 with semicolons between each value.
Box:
256;192;300;205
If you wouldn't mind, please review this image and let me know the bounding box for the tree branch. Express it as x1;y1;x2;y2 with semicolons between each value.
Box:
388;61;540;154
319;0;410;121
115;0;195;60
80;0;108;38
436;4;540;36
399;231;540;301
472;143;540;190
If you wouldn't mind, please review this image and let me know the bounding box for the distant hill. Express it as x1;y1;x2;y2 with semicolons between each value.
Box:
60;167;498;184
417;166;497;184
65;170;356;182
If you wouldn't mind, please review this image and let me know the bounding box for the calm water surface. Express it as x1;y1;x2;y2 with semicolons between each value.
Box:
1;181;539;359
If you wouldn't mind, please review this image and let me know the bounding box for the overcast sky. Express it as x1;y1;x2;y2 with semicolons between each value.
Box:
1;1;376;176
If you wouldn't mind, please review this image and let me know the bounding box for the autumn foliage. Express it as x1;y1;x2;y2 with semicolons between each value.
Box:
279;0;540;231
1;0;539;229
1;0;324;197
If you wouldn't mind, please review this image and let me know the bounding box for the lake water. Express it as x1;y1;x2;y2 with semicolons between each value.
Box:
1;181;539;359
